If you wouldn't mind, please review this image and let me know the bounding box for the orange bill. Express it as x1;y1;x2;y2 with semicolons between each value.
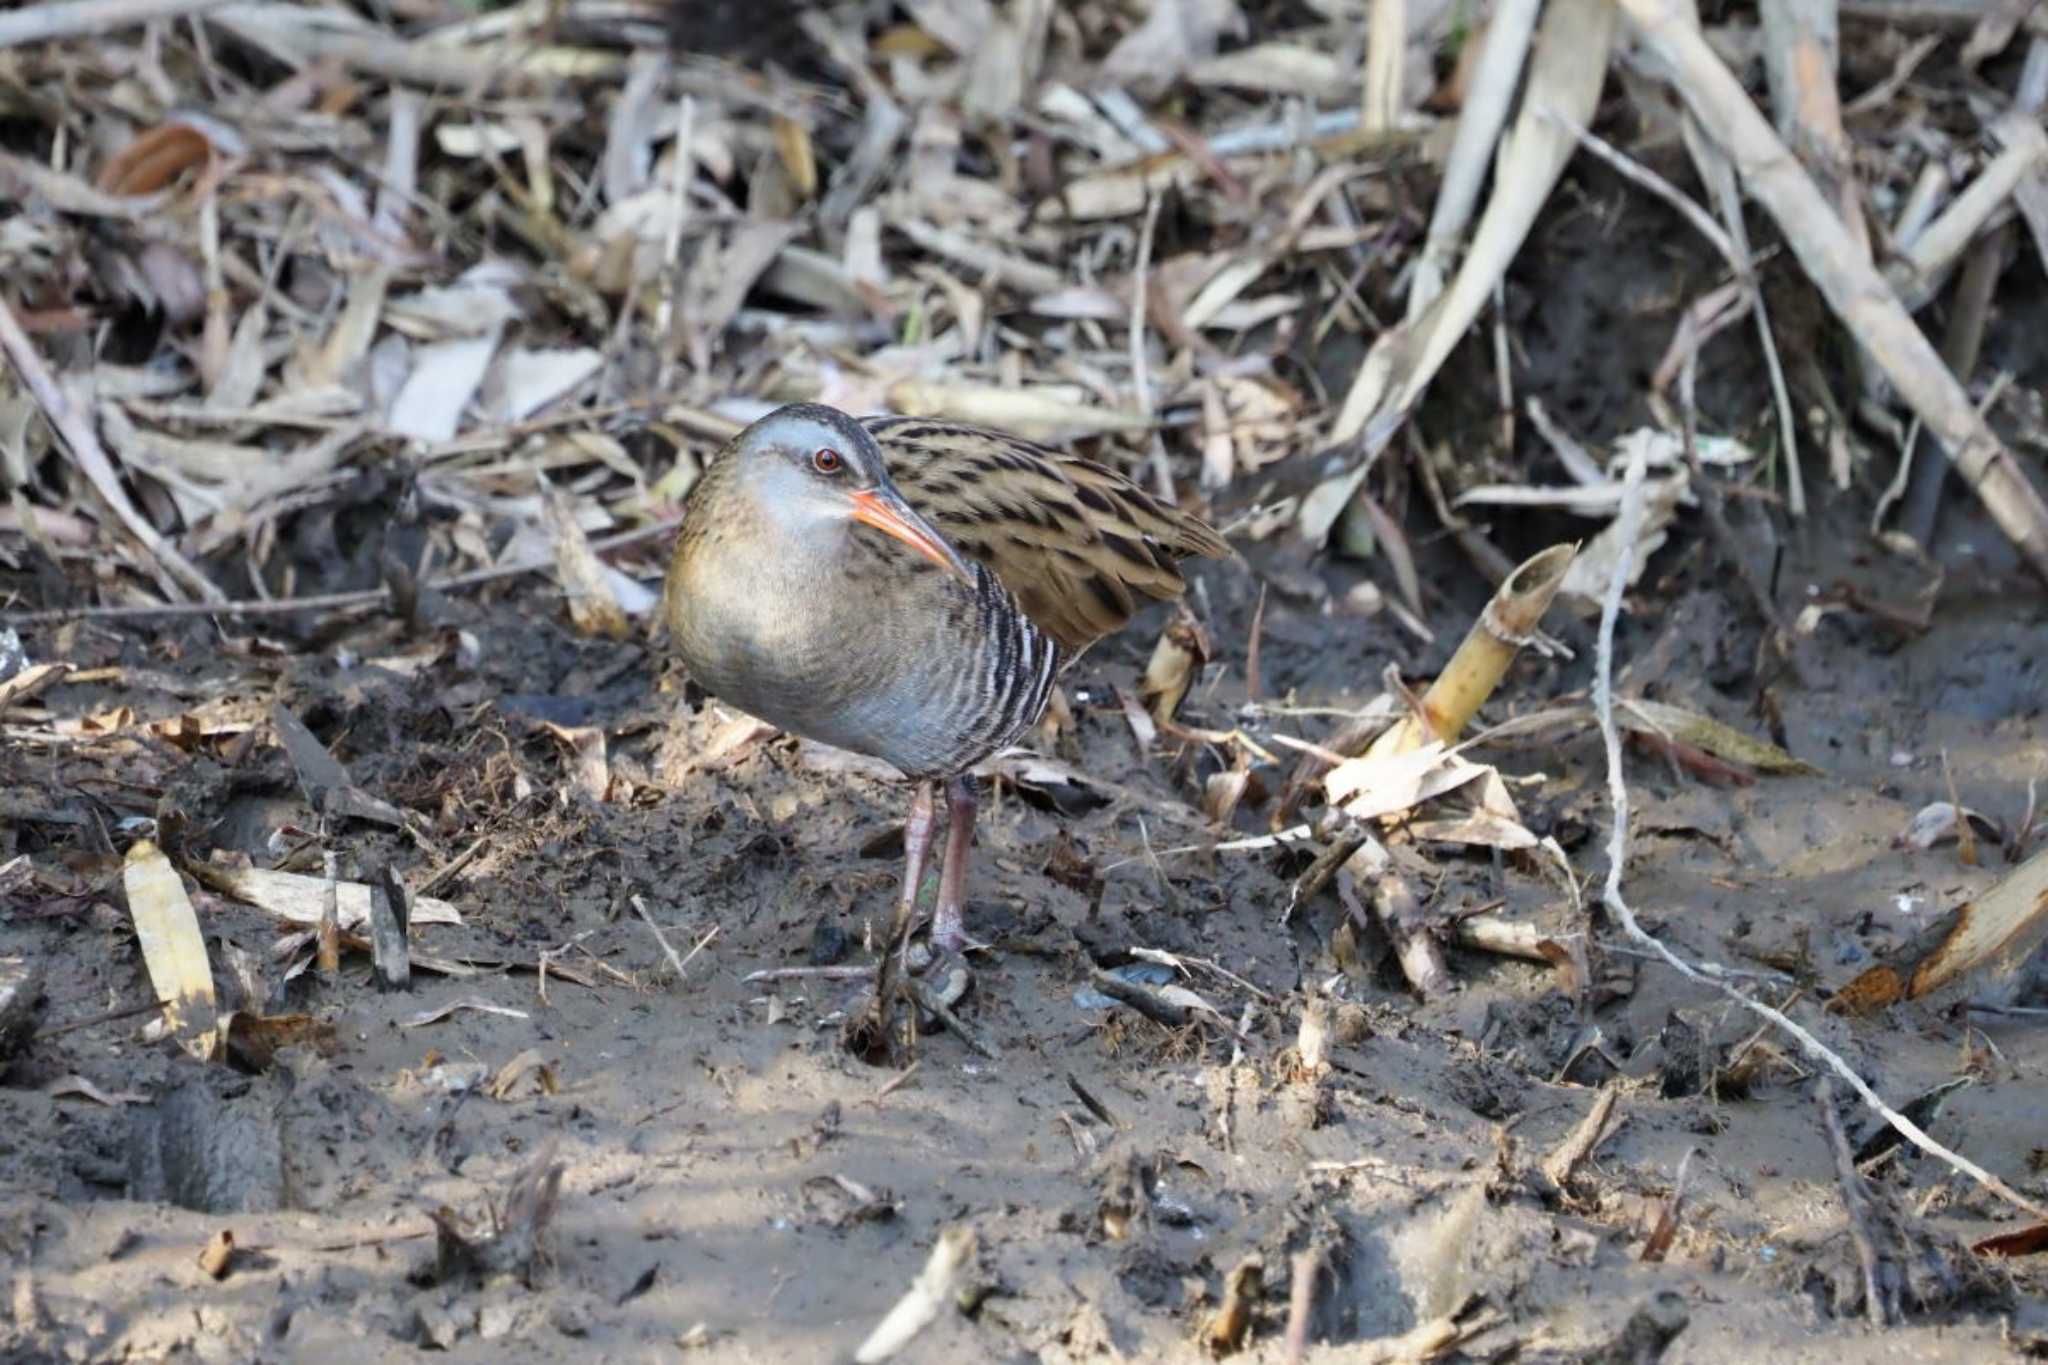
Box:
847;488;973;582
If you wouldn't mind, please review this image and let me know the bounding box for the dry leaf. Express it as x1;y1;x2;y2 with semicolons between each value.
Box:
492;347;603;424
1324;743;1487;821
543;479;631;640
1619;699;1822;776
544;721;611;802
883;379;1151;440
387;331;501;442
488;1048;560;1100
122;840;221;1061
773;115;817;198
47;1074;150;1106
96;123;215;197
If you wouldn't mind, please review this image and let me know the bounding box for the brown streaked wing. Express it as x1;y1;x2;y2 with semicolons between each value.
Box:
863;417;1232;655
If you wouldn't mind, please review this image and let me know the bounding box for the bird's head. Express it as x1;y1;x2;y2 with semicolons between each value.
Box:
719;403;972;583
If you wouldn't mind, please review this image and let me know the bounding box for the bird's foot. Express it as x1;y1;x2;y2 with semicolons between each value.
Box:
928;906;990;956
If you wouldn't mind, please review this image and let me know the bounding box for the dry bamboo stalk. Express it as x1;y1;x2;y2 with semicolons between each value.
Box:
1619;0;2048;582
2010;39;2048;273
1410;0;1545;319
1897;223;2007;545
1368;543;1576;758
1361;0;1407;134
1886;112;2048;311
1330;0;1618;454
209;9;621;87
1759;0;1872;264
1756;0;1866;511
1453;912;1564;962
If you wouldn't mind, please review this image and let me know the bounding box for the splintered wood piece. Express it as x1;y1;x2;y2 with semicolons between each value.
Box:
1833;845;2048;1013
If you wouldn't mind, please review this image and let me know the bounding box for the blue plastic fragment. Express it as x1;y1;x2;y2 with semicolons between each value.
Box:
1073;961;1176;1010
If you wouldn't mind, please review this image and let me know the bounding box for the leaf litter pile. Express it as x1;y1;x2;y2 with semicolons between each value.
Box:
2;0;2047;1359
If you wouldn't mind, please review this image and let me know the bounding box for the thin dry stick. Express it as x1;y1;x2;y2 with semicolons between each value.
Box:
1592;442;2048;1224
1410;0;1544;319
30;996;172;1042
674;923;720;976
0;293;223;603
1673;107;1805;514
0;0;231;47
655;91;698;385
0;518;681;625
1816;1078;1898;1329
1129;193;1172;503
630;895;700;984
1547;108;1738;260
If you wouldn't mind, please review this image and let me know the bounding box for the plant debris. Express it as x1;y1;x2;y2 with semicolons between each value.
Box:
0;0;2043;1359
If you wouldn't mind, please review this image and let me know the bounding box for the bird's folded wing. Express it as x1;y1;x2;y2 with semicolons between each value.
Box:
865;417;1232;655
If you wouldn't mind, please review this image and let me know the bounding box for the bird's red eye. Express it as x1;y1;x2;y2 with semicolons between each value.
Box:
812;448;843;475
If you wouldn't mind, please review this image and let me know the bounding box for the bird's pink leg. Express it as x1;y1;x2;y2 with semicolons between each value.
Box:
931;775;985;953
893;780;937;952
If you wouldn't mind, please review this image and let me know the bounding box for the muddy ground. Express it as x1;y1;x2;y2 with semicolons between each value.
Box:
5;195;2048;1364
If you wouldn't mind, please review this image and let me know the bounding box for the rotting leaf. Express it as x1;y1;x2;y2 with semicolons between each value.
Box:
1973;1223;2048;1258
1201;1252;1263;1355
96;122;215;197
1140;607;1209;727
122;840;222;1062
1619;699;1822;776
269;703;412;831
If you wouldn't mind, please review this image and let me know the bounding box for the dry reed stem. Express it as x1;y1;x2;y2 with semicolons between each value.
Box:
0;0;231;48
1619;0;2048;582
